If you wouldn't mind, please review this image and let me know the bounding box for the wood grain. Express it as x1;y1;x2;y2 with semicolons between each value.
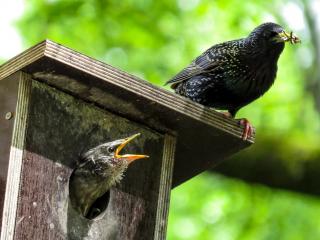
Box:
0;40;256;239
154;135;175;240
12;80;170;239
0;73;19;229
1;72;31;240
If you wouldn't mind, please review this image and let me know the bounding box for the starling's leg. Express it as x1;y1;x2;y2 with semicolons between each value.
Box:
238;118;254;140
227;109;253;140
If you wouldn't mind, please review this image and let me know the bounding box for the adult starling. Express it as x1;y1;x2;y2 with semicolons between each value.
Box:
69;133;148;218
165;22;300;140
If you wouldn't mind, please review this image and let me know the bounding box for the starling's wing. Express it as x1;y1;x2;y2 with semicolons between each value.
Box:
165;46;221;89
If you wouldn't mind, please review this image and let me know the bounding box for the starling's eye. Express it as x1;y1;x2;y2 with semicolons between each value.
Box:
269;31;278;38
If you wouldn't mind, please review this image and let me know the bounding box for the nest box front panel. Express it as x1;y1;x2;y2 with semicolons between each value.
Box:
12;79;173;240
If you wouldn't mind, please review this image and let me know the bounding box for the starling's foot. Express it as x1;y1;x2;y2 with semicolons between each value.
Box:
238;118;254;140
221;113;253;140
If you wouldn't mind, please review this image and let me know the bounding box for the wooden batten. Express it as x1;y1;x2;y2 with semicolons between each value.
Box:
1;72;31;240
154;135;176;240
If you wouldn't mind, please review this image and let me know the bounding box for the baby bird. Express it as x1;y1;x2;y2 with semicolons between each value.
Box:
69;133;148;218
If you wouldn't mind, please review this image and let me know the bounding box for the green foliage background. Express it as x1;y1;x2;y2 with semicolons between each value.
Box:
6;0;320;239
169;173;320;240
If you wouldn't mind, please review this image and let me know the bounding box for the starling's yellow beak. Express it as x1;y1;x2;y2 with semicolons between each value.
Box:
115;133;149;163
276;30;301;44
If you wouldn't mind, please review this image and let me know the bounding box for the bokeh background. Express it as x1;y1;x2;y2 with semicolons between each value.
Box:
1;0;320;239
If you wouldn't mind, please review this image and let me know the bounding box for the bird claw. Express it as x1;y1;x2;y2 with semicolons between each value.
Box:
221;113;254;140
238;118;254;141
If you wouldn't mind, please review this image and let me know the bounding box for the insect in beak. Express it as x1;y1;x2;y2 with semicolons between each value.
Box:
277;30;301;44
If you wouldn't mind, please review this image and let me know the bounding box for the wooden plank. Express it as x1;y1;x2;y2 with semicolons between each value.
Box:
1;72;31;240
0;42;45;80
13;79;171;239
154;135;176;240
0;73;20;230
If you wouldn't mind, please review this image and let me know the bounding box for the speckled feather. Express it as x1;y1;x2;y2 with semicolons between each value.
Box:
69;141;129;217
166;23;286;117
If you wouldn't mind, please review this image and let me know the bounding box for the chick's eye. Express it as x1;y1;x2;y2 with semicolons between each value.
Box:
108;146;115;153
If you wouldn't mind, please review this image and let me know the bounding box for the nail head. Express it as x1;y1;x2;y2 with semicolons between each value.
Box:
5;112;12;120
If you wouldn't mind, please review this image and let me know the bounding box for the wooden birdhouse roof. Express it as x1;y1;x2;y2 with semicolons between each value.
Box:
0;40;254;187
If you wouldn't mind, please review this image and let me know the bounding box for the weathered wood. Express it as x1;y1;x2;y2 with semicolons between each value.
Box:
7;79;174;239
0;40;254;188
154;135;176;240
1;72;31;240
0;73;19;227
0;41;254;239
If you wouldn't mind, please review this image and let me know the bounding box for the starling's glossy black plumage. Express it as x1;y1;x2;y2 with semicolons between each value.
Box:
166;22;299;118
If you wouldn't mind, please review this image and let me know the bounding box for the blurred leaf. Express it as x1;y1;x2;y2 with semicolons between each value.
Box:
168;173;320;240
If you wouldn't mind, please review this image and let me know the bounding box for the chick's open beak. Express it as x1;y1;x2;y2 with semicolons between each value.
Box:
277;30;301;44
115;133;149;163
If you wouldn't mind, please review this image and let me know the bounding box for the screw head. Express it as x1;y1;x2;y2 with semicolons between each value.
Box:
5;112;13;120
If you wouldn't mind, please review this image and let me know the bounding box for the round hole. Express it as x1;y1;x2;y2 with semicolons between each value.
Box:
85;190;110;220
69;169;111;220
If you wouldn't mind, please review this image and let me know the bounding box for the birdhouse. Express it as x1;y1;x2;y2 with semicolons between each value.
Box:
0;40;253;240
